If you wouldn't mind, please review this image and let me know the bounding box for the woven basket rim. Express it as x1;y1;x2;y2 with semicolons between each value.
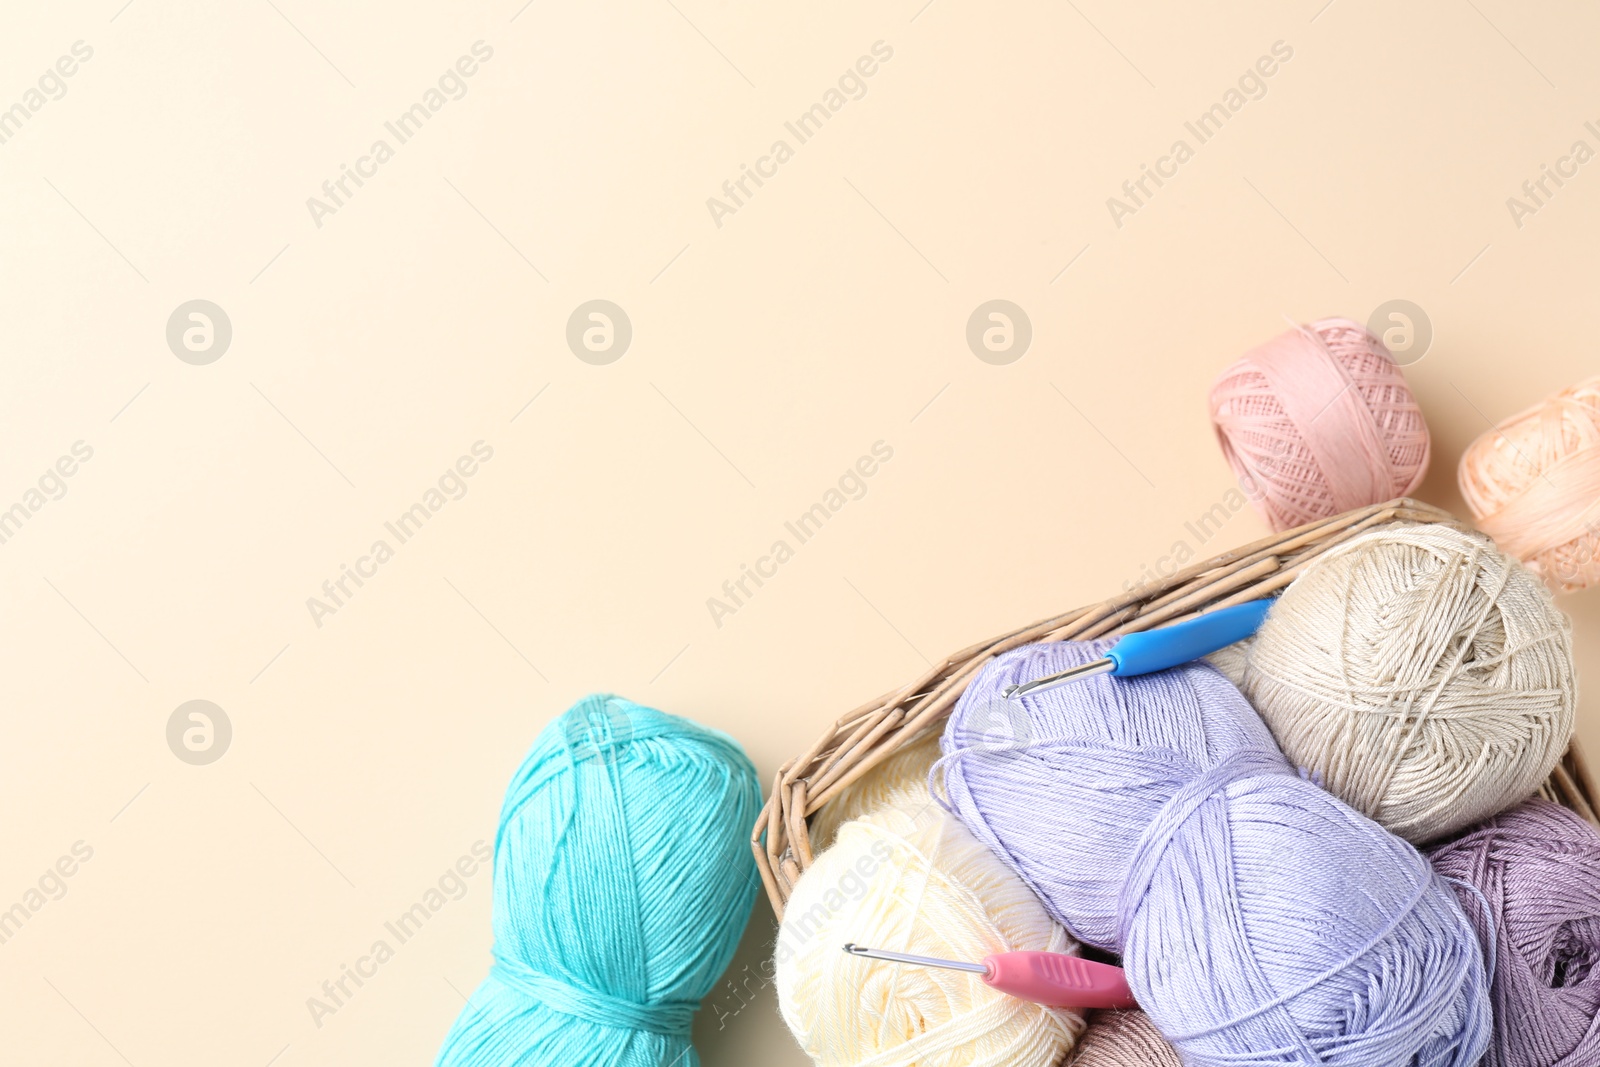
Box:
751;497;1599;916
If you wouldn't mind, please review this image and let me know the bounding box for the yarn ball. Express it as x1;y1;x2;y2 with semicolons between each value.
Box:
810;732;942;851
1235;523;1576;843
941;642;1491;1067
1064;1011;1181;1067
1203;637;1250;687
775;800;1085;1066
1209;318;1430;532
1428;798;1600;1067
1459;376;1600;591
434;695;762;1067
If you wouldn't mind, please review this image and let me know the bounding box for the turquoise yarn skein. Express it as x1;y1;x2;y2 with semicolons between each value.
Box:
435;694;762;1067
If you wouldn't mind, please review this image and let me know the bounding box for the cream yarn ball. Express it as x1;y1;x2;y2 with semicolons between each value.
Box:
775;802;1084;1067
1235;523;1576;843
809;732;942;851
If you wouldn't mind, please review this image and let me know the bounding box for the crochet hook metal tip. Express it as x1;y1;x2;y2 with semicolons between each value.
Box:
1001;658;1116;700
841;944;988;974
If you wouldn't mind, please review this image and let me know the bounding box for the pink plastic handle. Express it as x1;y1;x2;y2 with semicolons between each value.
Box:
981;951;1139;1010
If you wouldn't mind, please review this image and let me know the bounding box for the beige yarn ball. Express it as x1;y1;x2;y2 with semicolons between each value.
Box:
1459;376;1600;592
1203;640;1250;688
775;803;1085;1067
1235;523;1575;843
809;732;942;851
1063;1011;1181;1067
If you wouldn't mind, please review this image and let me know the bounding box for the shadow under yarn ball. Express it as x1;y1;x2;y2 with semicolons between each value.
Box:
1428;798;1600;1067
1235;522;1576;844
434;695;762;1067
940;641;1491;1067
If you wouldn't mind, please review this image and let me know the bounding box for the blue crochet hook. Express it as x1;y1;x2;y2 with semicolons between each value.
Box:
1002;599;1272;700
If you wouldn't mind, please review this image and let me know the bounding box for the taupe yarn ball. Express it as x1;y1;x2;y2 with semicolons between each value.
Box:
1236;523;1575;843
1061;1011;1180;1067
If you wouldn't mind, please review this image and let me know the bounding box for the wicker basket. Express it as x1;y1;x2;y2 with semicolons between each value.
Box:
752;498;1600;916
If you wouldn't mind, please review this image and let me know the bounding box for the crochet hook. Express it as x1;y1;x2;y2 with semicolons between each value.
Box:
1002;598;1272;700
842;943;1138;1010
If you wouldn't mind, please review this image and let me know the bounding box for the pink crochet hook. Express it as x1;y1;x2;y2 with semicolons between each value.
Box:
842;943;1138;1010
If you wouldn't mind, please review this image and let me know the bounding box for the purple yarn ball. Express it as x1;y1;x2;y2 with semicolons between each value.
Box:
1429;798;1600;1067
938;638;1491;1067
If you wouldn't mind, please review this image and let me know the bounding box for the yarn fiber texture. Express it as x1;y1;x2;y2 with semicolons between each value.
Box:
1209;318;1430;531
775;800;1085;1067
1235;523;1576;843
1428;798;1600;1067
941;642;1491;1067
1460;376;1600;591
435;695;762;1067
1063;1011;1181;1067
810;732;942;851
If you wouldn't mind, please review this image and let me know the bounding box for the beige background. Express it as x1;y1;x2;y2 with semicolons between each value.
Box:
2;1;1598;1063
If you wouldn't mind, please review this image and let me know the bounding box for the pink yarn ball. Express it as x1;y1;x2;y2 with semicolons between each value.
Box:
1209;318;1432;532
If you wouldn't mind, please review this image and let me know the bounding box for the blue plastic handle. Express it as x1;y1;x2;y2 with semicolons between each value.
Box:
1105;599;1273;677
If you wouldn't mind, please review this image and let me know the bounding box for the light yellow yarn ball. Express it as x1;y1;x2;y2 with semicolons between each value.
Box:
809;732;942;851
775;802;1084;1067
1237;523;1576;843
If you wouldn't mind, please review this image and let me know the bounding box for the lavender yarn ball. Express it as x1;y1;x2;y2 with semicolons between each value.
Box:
938;640;1491;1067
1428;798;1600;1067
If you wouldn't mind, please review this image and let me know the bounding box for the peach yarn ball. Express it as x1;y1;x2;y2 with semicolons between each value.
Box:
1459;376;1600;592
1209;318;1431;532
